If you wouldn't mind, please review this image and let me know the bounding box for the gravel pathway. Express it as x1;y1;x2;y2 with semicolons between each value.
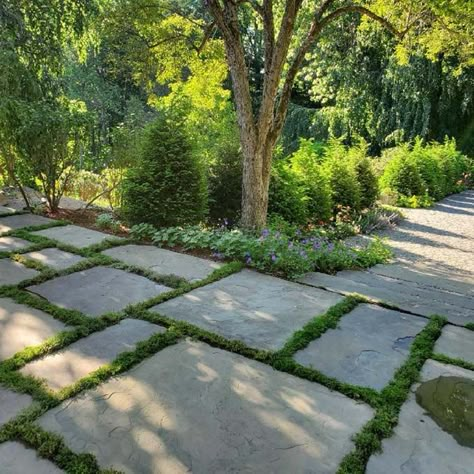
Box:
377;190;474;284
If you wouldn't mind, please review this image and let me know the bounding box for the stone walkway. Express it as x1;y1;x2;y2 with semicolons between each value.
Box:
0;191;473;473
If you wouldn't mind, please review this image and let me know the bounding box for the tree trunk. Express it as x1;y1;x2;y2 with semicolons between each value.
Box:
241;139;273;229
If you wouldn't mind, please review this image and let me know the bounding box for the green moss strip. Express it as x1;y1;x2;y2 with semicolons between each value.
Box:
337;315;446;474
431;352;474;372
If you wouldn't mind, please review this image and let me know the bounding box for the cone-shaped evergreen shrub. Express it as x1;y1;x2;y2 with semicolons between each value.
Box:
121;114;207;226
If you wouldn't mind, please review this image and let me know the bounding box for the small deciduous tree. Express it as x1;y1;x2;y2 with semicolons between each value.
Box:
203;0;474;228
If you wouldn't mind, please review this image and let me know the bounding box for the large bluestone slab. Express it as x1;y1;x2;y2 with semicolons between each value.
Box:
0;442;64;474
294;304;427;390
367;360;474;474
32;224;119;249
0;214;53;234
23;248;85;270
103;244;221;282
0;259;39;286
28;266;170;317
0;297;69;361
0;236;31;252
369;263;474;297
21;319;165;390
0;206;16;215
0;386;32;426
298;270;474;325
152;269;342;350
434;325;474;365
39;340;373;474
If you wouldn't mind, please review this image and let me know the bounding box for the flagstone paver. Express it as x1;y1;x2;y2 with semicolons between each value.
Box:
0;236;31;252
0;297;70;361
0;206;16;215
21;319;165;390
38;339;374;474
27;266;170;317
0;386;32;426
297;270;473;325
32;224;119;248
0;259;39;286
152;269;342;350
0;214;53;234
23;248;85;270
294;304;427;390
434;325;474;365
366;360;474;474
0;442;64;474
103;244;221;282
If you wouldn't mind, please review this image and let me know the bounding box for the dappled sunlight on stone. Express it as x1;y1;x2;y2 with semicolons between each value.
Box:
38;340;373;473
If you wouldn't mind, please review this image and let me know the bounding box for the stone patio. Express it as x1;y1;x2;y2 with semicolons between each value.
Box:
27;266;170;317
0;259;39;286
32;224;119;248
103;244;222;281
0;386;32;426
298;269;474;325
38;340;374;474
434;325;474;364
0;214;53;234
0;442;64;474
0;297;70;361
367;360;474;473
0;236;31;252
21;319;165;390
294;304;427;390
23;248;85;270
152;269;342;350
1;191;473;473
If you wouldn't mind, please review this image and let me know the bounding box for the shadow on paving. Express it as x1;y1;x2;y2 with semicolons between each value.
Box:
38;340;373;474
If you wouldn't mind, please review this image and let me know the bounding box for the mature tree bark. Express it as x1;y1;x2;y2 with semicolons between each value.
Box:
204;0;414;229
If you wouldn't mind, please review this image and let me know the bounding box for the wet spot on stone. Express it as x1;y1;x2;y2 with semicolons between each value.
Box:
416;376;474;448
392;335;415;351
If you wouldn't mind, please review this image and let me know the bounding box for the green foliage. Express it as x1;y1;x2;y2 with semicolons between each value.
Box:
129;223;157;241
95;213;121;232
151;225;392;279
350;145;379;209
121;113;207;227
208;141;243;222
380;138;472;207
290;139;332;223
323;141;362;212
268;160;309;225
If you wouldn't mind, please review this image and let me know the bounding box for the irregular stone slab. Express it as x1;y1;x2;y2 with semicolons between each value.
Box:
23;248;85;270
367;360;474;474
369;263;474;297
28;266;170;317
0;259;39;286
0;297;69;361
32;224;119;249
39;339;373;474
0;236;31;252
298;270;473;326
0;386;32;426
0;206;16;215
0;214;53;234
294;304;427;390
152;269;342;350
103;244;221;282
22;319;165;390
434;325;474;364
0;442;64;474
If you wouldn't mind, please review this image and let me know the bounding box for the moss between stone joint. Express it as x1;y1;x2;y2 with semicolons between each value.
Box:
431;353;474;372
465;322;474;331
0;330;179;474
276;295;362;359
337;315;446;474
